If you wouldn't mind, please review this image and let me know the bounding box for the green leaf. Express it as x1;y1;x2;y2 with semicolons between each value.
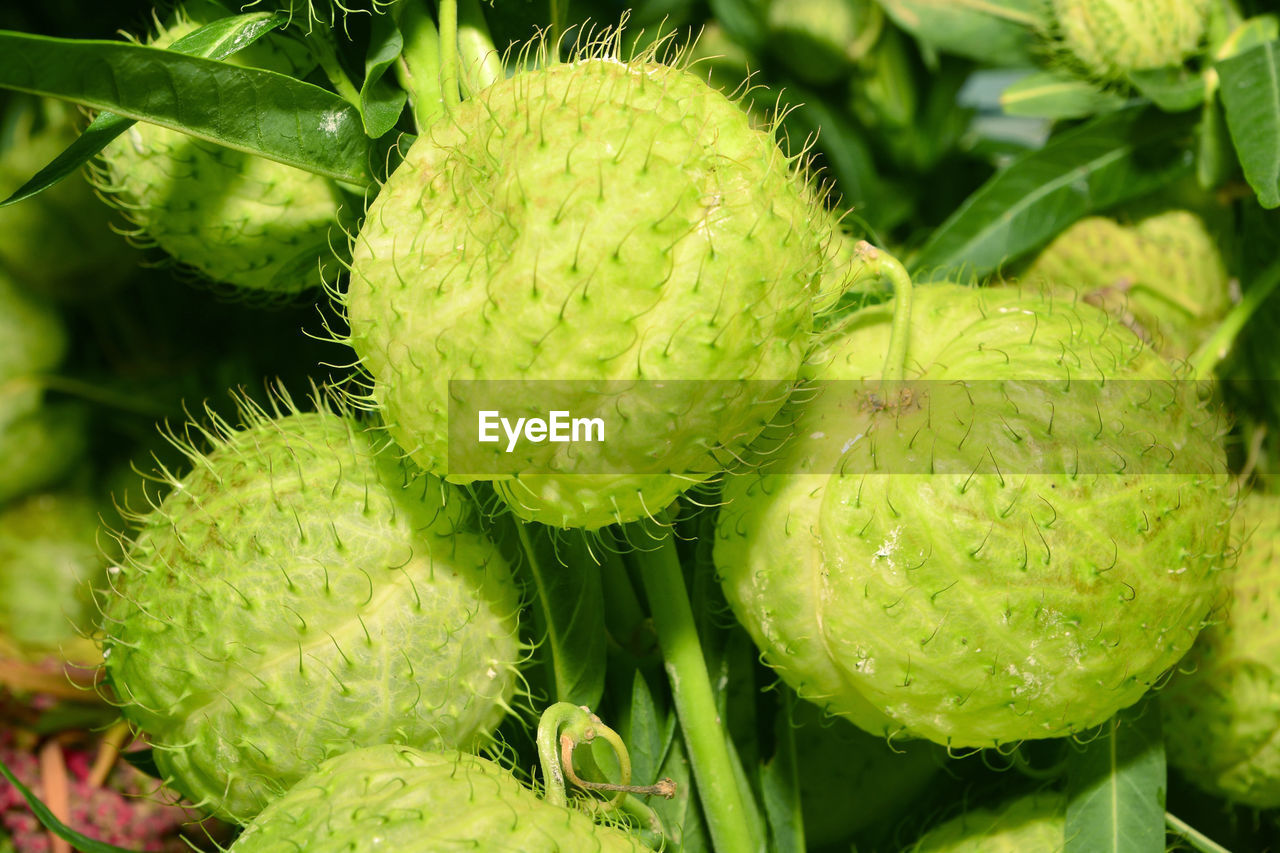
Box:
1128;65;1206;112
626;670;667;788
516;524;607;709
1064;700;1166;853
1001;70;1130;119
1217;39;1280;208
0;13;285;208
0;756;136;853
1196;89;1236;189
360;12;407;138
0;31;372;185
876;0;1046;67
760;693;805;853
910;105;1195;280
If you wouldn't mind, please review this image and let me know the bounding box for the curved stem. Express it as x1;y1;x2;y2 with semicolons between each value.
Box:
1188;260;1280;380
437;0;461;109
853;241;914;382
308;29;361;108
457;0;502;95
629;514;760;853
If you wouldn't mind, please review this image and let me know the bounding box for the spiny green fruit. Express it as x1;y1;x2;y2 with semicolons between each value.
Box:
791;700;941;848
1050;0;1209;80
715;284;1231;748
1161;491;1280;808
1021;209;1230;361
229;744;645;852
908;791;1065;852
344;44;842;530
0;491;106;660
0;98;138;300
101;400;523;822
95;3;348;295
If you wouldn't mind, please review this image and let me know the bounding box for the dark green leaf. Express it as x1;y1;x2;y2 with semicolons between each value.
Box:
1217;39;1280;208
910;105;1195;280
360;11;407;138
1001;70;1129;119
1064;700;1166;853
0;31;372;184
0;13;285;207
517;525;607;709
626;670;666;788
876;0;1045;67
760;693;805;853
0;756;137;852
1128;66;1206;112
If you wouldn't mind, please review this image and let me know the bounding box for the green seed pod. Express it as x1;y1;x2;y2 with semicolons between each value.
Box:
344;46;839;529
1162;492;1280;808
229;744;645;852
1050;0;1209;80
716;284;1231;748
0;491;105;660
766;0;881;85
0;98;138;300
1021;209;1231;361
101;401;523;822
908;791;1065;852
94;3;347;296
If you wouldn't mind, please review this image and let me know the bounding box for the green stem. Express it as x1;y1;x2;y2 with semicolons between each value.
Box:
309;29;362;108
853;241;914;382
549;0;567;62
457;0;502;95
1188;260;1280;380
394;0;445;131
630;515;760;853
515;520;563;703
438;0;461;109
1164;812;1232;853
10;374;168;416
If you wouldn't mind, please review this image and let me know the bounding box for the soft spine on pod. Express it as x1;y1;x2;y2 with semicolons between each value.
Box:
341;34;847;530
100;396;524;823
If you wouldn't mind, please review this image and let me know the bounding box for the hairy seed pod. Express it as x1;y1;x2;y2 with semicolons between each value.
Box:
716;284;1232;748
228;745;646;852
1162;492;1280;808
908;791;1065;852
101;402;523;822
94;3;348;295
344;44;842;529
1021;209;1230;361
1050;0;1209;80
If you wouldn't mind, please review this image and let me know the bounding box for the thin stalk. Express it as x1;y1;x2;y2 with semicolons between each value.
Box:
308;29;362;108
394;0;445;131
1164;812;1232;853
853;241;914;382
1189;260;1280;380
457;0;502;95
437;0;461;109
549;0;567;62
630;515;760;853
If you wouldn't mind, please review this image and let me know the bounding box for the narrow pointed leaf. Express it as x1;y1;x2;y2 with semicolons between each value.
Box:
876;0;1045;66
1000;70;1129;119
910;105;1194;280
1064;700;1166;853
1217;39;1280;207
0;756;136;853
0;31;372;184
1;13;285;208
